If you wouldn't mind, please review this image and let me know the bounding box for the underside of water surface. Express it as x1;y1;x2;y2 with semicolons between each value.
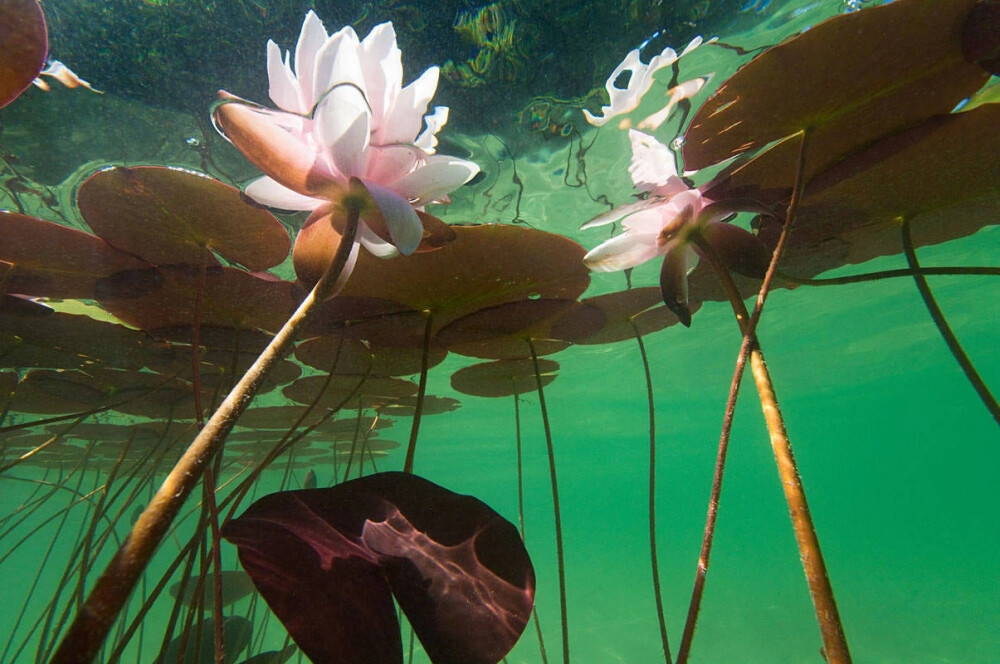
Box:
1;0;998;663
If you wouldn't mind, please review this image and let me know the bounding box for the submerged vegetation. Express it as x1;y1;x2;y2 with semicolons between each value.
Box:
1;0;998;663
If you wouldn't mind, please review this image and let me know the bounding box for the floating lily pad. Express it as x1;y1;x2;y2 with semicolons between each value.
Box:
223;472;534;664
451;358;560;398
77;166;291;271
282;374;417;411
684;0;989;184
95;265;298;334
551;287;692;345
379;395;462;417
339;224;590;334
295;336;447;377
0;0;47;110
783;102;1000;277
435;299;579;360
0;311;153;371
0;212;149;298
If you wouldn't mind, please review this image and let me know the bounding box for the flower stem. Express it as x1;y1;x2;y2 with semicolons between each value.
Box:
403;310;434;474
899;217;1000;426
695;238;852;664
49;202;362;664
629;319;672;664
781;265;1000;286
528;339;569;664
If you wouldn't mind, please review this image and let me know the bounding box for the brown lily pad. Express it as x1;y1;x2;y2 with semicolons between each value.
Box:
783;102;1000;278
338;224;591;334
450;358;559;398
551;287;692;345
0;212;150;298
77;166;291;271
684;0;989;187
295;336;447;377
0;311;153;371
0;0;47;110
96;265;298;334
282;375;417;411
434;299;578;360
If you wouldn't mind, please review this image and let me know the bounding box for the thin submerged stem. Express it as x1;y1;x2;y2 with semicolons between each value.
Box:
782;265;1000;286
629;319;672;664
528;339;569;664
899;217;1000;426
403;310;434;474
50;202;362;664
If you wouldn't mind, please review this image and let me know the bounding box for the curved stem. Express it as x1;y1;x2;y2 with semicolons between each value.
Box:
629;319;672;664
698;237;852;664
899;218;1000;426
49;202;362;664
402;310;433;474
528;339;569;664
782;265;1000;286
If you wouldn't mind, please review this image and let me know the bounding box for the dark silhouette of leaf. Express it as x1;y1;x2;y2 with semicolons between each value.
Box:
223;472;535;664
0;0;47;109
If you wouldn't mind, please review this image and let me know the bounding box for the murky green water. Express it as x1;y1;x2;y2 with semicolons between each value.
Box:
1;0;998;662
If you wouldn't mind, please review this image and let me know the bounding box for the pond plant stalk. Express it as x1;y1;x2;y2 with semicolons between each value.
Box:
49;201;362;664
684;130;852;664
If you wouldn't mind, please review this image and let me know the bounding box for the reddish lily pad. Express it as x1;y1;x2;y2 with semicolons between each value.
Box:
551;287;692;345
282;374;416;411
434;299;579;360
0;0;47;110
295;336;447;377
339;224;590;334
0;212;150;298
451;358;560;398
684;0;989;184
963;0;1000;75
77;166;291;271
95;265;298;333
782;102;1000;277
223;472;535;664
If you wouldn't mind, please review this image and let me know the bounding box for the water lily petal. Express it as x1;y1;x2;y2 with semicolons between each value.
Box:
583;230;663;272
214;91;339;199
384;66;440;145
268;40;302;113
245;176;324;212
358;223;401;258
360;22;402;140
365;145;419;185
361;179;423;256
659;241;697;326
316;88;371;178
392;155;479;206
627;129;688;194
294;10;330;107
311;26;364;112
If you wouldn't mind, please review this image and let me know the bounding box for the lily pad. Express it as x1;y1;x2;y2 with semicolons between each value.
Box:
434;299;580;360
782;102;1000;277
95;265;298;334
223;472;534;664
684;0;989;184
295;336;448;377
0;0;47;110
0;212;150;299
451;358;560;398
77;166;291;271
550;287;689;345
338;224;591;334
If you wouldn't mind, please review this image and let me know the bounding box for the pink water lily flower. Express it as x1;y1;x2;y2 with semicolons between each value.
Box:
214;11;479;276
582;130;772;325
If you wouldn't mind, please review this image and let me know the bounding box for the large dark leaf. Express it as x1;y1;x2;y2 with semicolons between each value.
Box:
684;0;989;185
77;166;291;271
0;0;47;109
223;472;535;664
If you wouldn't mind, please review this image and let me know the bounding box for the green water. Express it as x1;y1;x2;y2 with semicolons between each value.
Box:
2;0;998;662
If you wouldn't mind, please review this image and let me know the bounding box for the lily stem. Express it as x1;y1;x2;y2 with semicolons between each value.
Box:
49;202;362;664
695;236;852;664
629;319;672;664
528;339;569;664
899;217;1000;426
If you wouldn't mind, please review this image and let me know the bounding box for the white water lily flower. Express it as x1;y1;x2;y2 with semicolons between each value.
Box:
215;11;479;259
582;131;772;326
584;37;703;128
